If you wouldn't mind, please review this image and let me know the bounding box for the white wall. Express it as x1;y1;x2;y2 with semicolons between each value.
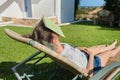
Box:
55;0;75;23
55;0;61;23
61;0;75;23
31;0;55;19
0;0;75;23
0;0;24;18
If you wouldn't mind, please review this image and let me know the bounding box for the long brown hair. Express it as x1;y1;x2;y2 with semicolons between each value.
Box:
25;19;54;44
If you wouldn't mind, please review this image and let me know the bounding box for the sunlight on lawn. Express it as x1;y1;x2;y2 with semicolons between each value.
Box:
0;22;120;80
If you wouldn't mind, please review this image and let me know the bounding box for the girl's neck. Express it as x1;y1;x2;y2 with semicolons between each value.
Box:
55;42;63;54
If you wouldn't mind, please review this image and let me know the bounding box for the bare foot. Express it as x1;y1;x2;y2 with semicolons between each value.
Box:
110;39;117;49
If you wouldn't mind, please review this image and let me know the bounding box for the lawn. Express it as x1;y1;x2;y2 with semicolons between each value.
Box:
0;22;120;80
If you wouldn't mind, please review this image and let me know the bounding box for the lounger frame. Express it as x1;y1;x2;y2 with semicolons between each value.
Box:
5;28;120;80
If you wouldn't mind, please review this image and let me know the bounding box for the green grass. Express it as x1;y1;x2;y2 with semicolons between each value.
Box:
0;22;120;80
61;22;120;47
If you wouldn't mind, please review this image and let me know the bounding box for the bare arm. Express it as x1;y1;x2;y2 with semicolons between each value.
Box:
84;49;94;77
78;47;95;76
85;54;94;77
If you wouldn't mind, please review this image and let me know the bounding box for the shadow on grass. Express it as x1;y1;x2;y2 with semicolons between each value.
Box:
72;21;96;26
0;61;74;80
72;21;120;31
96;23;120;31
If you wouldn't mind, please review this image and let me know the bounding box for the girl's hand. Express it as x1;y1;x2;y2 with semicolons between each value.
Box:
77;47;95;56
77;47;87;51
84;48;95;56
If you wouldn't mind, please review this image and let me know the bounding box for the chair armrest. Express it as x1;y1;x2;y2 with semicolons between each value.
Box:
90;62;120;80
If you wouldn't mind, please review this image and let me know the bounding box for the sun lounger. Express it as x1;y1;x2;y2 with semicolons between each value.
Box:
5;28;120;80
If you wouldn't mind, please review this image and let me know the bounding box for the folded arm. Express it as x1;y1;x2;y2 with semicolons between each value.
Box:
84;49;95;77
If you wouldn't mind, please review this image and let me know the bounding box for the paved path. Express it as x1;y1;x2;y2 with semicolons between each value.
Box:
0;21;14;27
0;21;33;28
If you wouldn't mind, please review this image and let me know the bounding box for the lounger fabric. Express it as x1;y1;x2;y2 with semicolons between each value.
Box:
61;43;88;69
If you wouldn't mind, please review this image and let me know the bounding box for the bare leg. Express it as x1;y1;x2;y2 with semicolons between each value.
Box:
88;40;117;55
97;46;120;67
77;45;105;51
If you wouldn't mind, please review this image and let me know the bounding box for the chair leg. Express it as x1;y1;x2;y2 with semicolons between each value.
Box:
12;51;45;80
12;51;61;80
72;74;83;80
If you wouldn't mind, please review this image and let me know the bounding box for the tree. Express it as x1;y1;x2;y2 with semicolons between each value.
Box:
104;0;120;14
104;0;120;27
74;0;80;20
